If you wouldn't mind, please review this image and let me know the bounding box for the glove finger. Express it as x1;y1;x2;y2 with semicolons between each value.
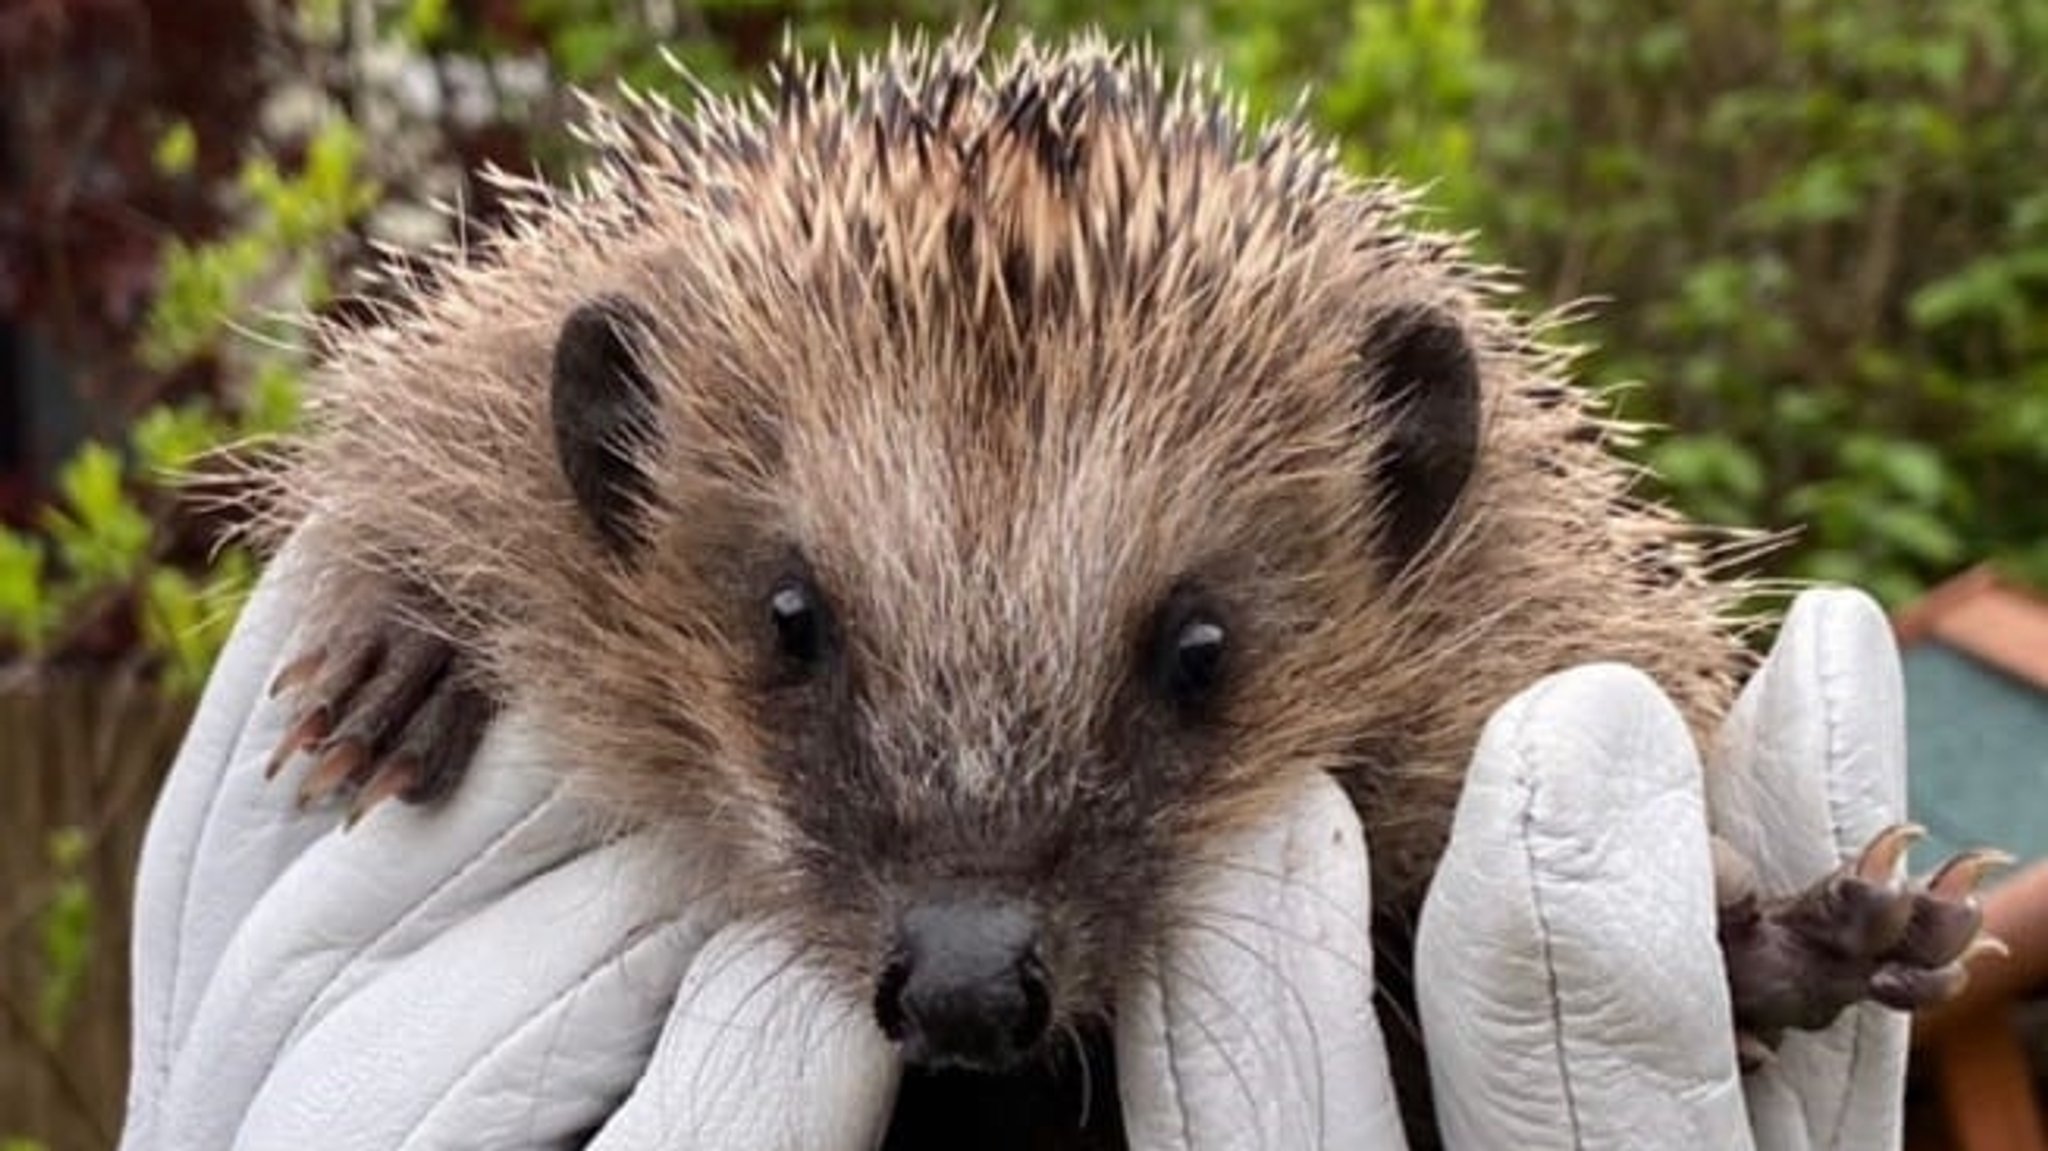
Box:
157;708;597;1151
1118;770;1406;1151
1417;663;1753;1151
224;835;716;1151
124;542;328;1147
590;919;900;1151
1704;588;1908;1151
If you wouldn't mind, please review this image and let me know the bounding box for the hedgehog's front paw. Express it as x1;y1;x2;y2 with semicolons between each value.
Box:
266;614;497;825
1715;824;2009;1069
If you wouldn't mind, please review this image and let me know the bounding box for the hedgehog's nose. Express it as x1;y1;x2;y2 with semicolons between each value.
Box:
874;898;1051;1072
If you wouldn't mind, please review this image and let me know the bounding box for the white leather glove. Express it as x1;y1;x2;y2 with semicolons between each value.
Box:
1417;588;1911;1150
120;547;1914;1150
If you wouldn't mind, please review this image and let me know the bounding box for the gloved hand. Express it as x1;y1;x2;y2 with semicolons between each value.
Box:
118;542;1919;1150
1416;588;1914;1150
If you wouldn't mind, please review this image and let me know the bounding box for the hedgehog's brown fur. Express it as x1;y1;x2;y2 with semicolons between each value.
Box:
254;20;1752;1086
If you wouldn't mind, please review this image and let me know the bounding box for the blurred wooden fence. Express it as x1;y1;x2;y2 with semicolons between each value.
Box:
1;672;190;1151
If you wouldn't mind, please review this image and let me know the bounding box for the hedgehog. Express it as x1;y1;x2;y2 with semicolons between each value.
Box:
249;23;1996;1147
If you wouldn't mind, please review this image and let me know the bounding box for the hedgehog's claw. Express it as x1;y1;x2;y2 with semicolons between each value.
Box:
1735;1031;1776;1072
1929;848;2016;898
265;707;330;779
1853;822;1924;881
269;647;327;698
298;740;368;809
267;611;497;825
380;672;495;806
346;757;419;829
1717;829;2009;1067
1965;934;2013;963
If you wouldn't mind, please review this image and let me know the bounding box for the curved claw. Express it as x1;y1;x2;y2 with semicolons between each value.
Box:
265;709;330;779
344;758;420;830
268;648;327;698
296;741;368;810
1961;934;2011;964
1854;823;1925;881
1735;1032;1776;1073
1928;849;2016;898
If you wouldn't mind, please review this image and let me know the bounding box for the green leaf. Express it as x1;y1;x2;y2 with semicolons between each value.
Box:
402;0;450;45
551;21;631;82
60;445;128;526
1868;505;1964;565
35;827;94;1044
1648;433;1766;503
154;120;198;176
42;443;152;588
132;402;232;480
1876;442;1951;506
0;528;52;653
141;235;267;368
137;547;254;697
242;361;306;439
1909;262;2015;333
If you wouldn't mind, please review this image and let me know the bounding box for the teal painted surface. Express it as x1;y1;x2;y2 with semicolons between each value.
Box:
1903;641;2048;868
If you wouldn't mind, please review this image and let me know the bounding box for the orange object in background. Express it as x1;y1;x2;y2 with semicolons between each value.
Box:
1898;567;2048;1151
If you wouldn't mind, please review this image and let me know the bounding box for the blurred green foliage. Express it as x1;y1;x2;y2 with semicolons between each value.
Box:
1444;1;2048;606
34;828;93;1047
0;110;361;692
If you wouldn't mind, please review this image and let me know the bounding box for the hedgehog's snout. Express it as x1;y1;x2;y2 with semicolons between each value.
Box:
873;896;1053;1072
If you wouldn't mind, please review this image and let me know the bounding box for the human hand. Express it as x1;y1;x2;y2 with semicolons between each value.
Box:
1419;588;1936;1150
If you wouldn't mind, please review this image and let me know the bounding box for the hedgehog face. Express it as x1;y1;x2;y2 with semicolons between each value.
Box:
548;261;1481;1071
513;33;1492;1075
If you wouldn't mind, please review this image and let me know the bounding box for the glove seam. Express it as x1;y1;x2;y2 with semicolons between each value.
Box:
1509;677;1587;1151
1157;956;1199;1149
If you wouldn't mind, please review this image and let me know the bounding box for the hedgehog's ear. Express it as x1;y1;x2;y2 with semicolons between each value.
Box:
1357;304;1481;572
552;295;661;556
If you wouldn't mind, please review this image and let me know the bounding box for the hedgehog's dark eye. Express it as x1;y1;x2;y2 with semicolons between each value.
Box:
1172;619;1227;694
1151;592;1229;712
769;578;829;669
